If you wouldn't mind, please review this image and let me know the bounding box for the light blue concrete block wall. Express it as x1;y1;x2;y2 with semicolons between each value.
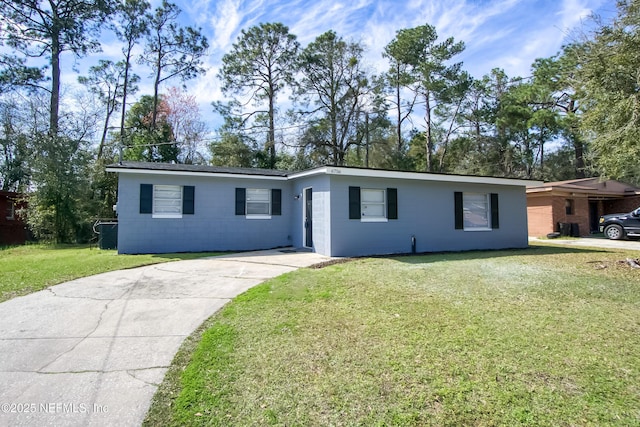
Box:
115;169;530;256
117;173;294;254
328;175;529;257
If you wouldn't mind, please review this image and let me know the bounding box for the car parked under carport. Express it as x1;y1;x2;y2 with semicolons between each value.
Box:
600;207;640;240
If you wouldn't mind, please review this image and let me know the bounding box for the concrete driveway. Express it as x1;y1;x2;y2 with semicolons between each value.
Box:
529;236;640;251
0;249;332;426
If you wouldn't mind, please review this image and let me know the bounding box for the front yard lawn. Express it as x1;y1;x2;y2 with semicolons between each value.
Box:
146;244;640;426
0;244;223;302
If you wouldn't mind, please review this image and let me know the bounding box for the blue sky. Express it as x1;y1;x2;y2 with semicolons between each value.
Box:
77;0;616;136
179;0;614;101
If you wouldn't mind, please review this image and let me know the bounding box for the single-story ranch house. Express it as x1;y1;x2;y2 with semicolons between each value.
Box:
106;161;541;257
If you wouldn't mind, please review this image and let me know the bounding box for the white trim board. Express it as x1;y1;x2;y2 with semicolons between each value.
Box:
107;164;542;187
289;166;542;187
105;167;288;181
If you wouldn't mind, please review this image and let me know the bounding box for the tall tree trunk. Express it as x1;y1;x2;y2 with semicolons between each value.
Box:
98;100;116;159
151;48;162;130
438;98;463;173
365;112;370;168
395;63;402;153
50;34;61;137
268;83;276;168
567;100;585;178
539;134;545;180
474;96;481;151
574;139;586;178
425;92;433;172
98;117;109;159
120;44;133;162
337;144;345;166
331;102;339;166
525;138;533;179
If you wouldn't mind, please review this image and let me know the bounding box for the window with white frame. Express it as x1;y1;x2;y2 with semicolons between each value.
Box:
246;188;271;217
153;185;182;218
349;186;397;222
361;188;386;221
463;193;490;230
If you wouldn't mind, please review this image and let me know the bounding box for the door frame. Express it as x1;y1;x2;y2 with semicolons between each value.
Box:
303;187;313;248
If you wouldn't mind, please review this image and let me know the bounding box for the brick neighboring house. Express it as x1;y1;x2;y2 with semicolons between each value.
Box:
0;191;28;246
526;178;640;237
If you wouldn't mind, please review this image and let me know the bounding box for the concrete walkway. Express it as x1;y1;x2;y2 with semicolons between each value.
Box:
0;249;332;426
529;236;640;251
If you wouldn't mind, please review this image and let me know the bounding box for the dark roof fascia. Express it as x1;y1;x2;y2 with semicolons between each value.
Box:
0;190;24;198
317;164;540;182
527;179;640;197
106;162;542;187
106;161;290;178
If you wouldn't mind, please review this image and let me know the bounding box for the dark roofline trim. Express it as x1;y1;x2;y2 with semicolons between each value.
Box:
107;161;542;187
106;161;290;178
313;164;542;184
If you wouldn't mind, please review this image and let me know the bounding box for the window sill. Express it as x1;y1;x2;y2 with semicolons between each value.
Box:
463;227;492;232
246;215;272;220
152;214;183;219
361;217;388;223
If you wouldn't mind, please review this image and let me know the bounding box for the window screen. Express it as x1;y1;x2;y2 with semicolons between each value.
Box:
246;188;271;215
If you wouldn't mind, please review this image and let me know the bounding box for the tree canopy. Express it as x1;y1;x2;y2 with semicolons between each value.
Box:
219;22;299;168
575;0;640;183
0;1;638;241
0;0;114;136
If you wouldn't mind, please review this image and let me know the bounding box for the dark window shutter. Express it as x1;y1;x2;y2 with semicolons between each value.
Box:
235;188;246;215
183;186;195;215
454;191;463;229
349;186;361;219
387;188;398;220
140;184;152;214
491;193;499;229
272;189;282;215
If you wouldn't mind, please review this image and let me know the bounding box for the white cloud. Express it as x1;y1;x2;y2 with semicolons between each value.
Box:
181;0;214;27
441;0;520;42
209;0;244;51
194;0;612;127
559;0;598;31
48;0;613;142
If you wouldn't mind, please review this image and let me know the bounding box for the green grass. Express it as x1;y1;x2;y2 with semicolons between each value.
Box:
145;244;640;426
0;244;223;302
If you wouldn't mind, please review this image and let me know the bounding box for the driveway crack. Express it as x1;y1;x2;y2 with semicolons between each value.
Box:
23;366;170;375
36;271;146;373
47;288;115;301
217;258;305;269
125;368;164;387
36;299;115;373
